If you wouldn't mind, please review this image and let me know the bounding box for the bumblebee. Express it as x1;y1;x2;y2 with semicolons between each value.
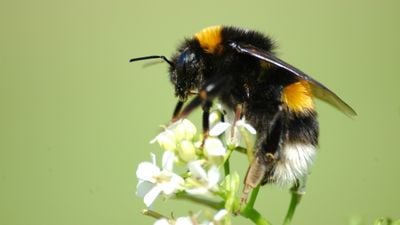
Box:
130;26;356;204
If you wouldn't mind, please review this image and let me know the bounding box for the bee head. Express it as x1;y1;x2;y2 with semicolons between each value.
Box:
129;45;205;102
169;47;203;101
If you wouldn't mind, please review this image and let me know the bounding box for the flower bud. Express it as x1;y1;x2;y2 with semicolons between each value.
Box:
156;130;176;151
204;137;226;157
173;119;197;141
178;140;197;162
223;172;240;211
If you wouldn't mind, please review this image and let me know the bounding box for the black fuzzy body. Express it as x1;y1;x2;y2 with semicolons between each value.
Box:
168;26;319;185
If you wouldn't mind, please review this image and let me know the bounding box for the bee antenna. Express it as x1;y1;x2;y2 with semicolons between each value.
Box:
129;55;174;67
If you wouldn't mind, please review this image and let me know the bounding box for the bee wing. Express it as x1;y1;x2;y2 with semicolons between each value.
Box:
229;42;357;117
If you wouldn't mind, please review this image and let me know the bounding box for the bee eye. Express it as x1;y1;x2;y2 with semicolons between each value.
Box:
177;50;188;67
177;49;196;68
176;49;198;77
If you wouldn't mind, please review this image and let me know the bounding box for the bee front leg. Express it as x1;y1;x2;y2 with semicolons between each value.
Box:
173;77;224;122
201;100;212;146
173;78;226;147
171;100;185;121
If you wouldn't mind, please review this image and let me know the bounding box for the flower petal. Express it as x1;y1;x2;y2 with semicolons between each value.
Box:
236;119;257;134
172;119;197;141
136;180;155;198
176;217;194;225
157;130;177;151
179;140;197;162
150;133;162;144
150;153;156;165
188;160;207;181
208;111;221;124
185;187;209;195
160;173;184;195
181;119;197;140
154;218;171;225
143;185;162;207
207;166;220;188
204;138;226;156
136;162;160;182
162;151;175;171
243;123;257;134
209;122;231;136
213;209;228;221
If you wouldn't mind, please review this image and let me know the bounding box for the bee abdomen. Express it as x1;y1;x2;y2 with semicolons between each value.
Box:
270;143;317;186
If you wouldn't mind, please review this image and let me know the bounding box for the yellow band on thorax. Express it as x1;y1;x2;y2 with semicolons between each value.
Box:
194;26;223;54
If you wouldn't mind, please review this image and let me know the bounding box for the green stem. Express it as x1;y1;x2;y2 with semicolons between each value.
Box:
224;157;230;175
176;189;271;225
233;146;247;154
247;185;260;209
141;209;166;219
224;146;234;176
175;192;225;210
282;189;302;225
239;186;272;225
241;206;272;225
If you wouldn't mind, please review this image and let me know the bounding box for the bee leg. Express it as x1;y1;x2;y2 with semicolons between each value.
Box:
283;176;308;225
201;101;212;147
240;152;275;207
173;78;225;121
172;78;225;147
171;100;185;121
172;96;202;122
240;109;283;208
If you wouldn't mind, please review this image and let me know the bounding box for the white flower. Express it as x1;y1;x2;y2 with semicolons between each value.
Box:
153;218;170;225
150;119;197;151
150;129;177;151
185;160;221;195
175;217;195;225
209;117;256;146
173;119;197;141
136;151;184;207
203;137;227;157
207;209;229;225
178;140;197;162
235;119;256;134
153;216;195;225
213;209;228;221
153;210;228;225
209;122;231;137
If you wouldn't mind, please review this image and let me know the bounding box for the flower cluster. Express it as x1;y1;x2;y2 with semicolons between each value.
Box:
136;110;257;225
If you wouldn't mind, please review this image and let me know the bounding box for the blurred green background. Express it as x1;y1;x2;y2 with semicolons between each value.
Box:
1;0;399;224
